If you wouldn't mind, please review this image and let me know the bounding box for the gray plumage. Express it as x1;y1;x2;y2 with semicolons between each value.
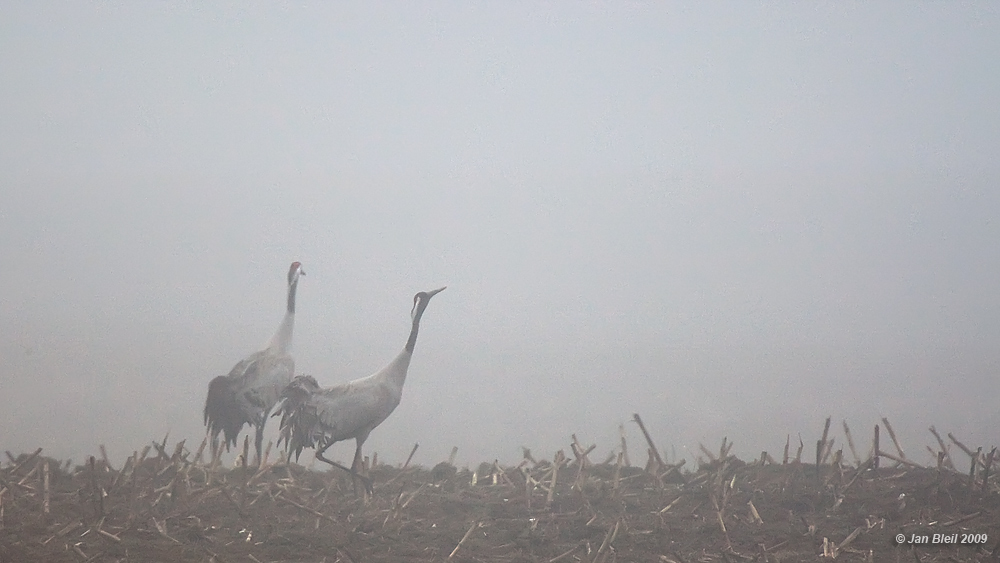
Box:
277;286;445;492
204;261;304;463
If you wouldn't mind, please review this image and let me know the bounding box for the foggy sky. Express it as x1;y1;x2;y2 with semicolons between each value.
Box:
2;2;998;469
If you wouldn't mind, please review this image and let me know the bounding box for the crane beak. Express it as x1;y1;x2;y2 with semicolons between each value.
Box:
427;286;446;298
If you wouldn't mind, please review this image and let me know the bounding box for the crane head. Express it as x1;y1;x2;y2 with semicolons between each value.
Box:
411;286;446;317
288;261;305;285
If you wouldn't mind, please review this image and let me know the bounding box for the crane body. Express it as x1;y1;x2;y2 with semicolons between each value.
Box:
204;261;304;464
278;286;444;493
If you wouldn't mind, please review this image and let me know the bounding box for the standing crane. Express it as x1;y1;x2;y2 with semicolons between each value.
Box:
204;261;305;465
277;286;445;493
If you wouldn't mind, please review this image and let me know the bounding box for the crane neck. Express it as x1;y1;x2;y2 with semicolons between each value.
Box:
287;278;298;314
404;300;429;353
269;278;299;353
269;312;295;353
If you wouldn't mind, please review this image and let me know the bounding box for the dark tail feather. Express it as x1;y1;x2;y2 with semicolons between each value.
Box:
204;375;245;451
276;375;320;463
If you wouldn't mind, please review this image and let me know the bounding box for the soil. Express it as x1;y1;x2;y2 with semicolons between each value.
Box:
1;439;998;562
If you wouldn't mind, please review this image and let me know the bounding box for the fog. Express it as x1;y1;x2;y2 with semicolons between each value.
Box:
2;3;998;469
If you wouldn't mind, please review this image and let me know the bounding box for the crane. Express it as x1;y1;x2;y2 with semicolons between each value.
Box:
204;261;305;465
277;286;445;493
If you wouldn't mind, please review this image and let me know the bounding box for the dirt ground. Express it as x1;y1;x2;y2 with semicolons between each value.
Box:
1;429;998;563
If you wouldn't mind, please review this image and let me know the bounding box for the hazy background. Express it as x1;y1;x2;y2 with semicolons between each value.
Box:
2;2;998;469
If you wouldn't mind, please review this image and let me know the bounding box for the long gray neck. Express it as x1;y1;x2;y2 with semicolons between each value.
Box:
269;279;298;353
405;299;428;353
287;279;298;314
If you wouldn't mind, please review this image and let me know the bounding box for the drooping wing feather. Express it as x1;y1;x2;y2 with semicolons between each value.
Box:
204;350;295;450
275;375;321;461
203;375;243;450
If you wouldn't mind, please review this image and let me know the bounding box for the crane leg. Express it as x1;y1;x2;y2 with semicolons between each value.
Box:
254;423;265;467
351;439;374;496
315;443;373;496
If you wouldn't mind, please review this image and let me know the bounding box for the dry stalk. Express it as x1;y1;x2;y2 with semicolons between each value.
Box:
153;433;170;460
880;417;906;462
208;440;223;477
843;421;860;466
570;441;587;489
633;414;665;470
522;467;533;510
99;445;113;471
949;432;975;458
241;436;250;471
547;543;581;563
9;448;43;478
108;454;133;494
547;450;565;507
842;458;872;493
383;444;421;488
658;459;686;483
97;528;121;543
822;438;835;465
261;440;272;467
819;417;831;455
42;460;50;514
941;511;981;527
716;510;730;548
17;461;39;486
659;495;682;514
400;482;427;510
493;460;514;486
594;518;621;562
278;494;337;523
814;440;823;486
783;435;790;465
448;446;458;466
89;457;104;518
968;446;982;494
44;521;82;544
872;425;880;469
877;450;923;469
932;449;944;472
619;424;630;467
747;500;763;524
837;526;863;551
612;451;623;493
170;439;191;463
928;427;955;470
335;547;358;563
193;436;208;465
155;458;175;478
403;443;419;469
219;486;248;519
719;437;732;460
794;434;804;464
151;517;181;544
983;447;996;493
571;435;592;466
448;521;479;559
